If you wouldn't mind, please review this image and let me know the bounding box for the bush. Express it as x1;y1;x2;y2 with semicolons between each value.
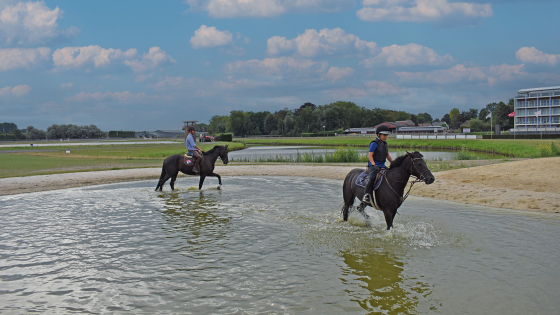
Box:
217;133;233;142
108;131;136;138
482;134;560;139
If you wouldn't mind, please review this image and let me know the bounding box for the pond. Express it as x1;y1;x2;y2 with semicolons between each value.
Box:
229;145;465;162
1;177;558;314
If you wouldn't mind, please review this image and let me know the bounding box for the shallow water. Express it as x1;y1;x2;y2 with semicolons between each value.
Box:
229;145;460;161
1;176;558;314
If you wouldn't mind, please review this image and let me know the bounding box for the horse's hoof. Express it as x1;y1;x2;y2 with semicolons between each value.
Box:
217;185;221;190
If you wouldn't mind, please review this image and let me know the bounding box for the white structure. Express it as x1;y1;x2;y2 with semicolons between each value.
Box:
513;86;560;134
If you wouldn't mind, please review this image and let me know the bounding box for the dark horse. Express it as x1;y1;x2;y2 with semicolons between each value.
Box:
342;151;435;230
155;145;229;191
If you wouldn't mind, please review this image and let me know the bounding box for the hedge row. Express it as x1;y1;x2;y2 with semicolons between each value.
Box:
482;134;560;139
108;131;136;138
0;133;17;140
301;132;338;137
216;133;233;142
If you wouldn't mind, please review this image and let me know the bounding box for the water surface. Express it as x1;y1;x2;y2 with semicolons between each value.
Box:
1;177;558;314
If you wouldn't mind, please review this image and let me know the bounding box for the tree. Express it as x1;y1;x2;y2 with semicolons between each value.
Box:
468;118;483;132
264;113;278;134
395;111;410;121
442;114;451;124
229;110;245;136
0;122;17;133
449;108;460;127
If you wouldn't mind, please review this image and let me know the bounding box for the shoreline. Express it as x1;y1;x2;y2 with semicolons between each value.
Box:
1;158;559;213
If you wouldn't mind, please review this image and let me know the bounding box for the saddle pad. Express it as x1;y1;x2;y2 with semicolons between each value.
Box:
355;171;383;190
184;156;193;166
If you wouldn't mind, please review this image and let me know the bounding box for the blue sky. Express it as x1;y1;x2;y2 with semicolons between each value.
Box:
1;0;559;131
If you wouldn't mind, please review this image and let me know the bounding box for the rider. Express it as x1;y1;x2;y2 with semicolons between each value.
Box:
186;126;203;174
362;124;393;204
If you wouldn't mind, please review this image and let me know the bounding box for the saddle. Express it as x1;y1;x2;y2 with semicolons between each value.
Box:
355;168;386;190
184;153;204;166
184;154;194;166
356;168;387;210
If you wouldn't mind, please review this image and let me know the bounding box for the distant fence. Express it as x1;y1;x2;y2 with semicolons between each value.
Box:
396;134;477;140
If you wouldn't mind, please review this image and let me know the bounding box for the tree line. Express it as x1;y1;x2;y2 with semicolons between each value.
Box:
0;123;107;140
198;101;433;137
440;99;514;132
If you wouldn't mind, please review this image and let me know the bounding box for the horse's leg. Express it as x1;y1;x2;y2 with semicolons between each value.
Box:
198;175;206;190
382;209;394;230
207;172;222;186
158;173;172;191
170;173;178;190
357;202;370;220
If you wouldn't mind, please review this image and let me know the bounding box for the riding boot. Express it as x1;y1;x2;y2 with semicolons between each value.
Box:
363;168;378;204
192;159;200;174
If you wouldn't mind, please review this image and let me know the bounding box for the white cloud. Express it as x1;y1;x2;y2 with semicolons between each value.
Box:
226;57;328;77
267;28;378;57
360;43;454;67
364;80;403;95
0;84;31;96
357;0;492;24
185;0;354;18
395;63;525;85
53;45;137;69
0;47;50;71
123;47;176;72
0;1;79;45
65;91;147;102
60;82;72;89
191;25;233;48
324;66;354;82
515;47;559;66
52;45;175;72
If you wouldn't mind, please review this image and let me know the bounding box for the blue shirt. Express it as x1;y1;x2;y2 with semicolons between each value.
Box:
368;139;388;168
186;133;196;151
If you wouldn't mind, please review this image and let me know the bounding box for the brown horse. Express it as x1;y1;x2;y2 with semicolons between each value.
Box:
342;151;435;230
155;145;229;191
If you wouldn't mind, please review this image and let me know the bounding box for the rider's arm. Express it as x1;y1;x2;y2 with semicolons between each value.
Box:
386;152;393;162
368;152;375;165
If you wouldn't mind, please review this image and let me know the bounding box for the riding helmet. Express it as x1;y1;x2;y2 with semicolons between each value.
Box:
376;125;391;135
188;126;196;132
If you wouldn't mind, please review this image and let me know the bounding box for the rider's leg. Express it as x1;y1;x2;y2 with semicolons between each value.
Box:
363;165;378;203
192;151;202;173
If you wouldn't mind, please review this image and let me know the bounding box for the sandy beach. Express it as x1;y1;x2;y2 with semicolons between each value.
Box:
1;157;559;213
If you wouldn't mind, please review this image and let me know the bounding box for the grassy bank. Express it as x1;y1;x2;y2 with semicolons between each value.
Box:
0;141;243;178
237;137;560;158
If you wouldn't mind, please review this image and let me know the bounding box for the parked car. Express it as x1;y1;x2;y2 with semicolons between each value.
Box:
199;132;214;142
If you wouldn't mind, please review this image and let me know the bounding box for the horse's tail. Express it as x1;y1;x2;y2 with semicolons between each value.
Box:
155;161;167;191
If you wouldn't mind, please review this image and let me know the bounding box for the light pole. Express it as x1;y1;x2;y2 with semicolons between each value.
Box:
323;125;326;137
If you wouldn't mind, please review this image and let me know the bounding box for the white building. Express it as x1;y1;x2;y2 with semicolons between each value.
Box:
514;86;560;134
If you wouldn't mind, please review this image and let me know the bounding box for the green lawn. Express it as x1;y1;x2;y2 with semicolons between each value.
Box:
0;141;243;178
237;137;560;158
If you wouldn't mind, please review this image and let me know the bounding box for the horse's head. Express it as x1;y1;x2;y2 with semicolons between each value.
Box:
406;151;435;184
219;145;229;164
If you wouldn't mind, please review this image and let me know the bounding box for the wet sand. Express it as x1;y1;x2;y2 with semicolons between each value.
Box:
1;158;559;213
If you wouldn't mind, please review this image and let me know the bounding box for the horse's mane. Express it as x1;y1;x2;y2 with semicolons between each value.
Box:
389;151;423;168
203;145;223;155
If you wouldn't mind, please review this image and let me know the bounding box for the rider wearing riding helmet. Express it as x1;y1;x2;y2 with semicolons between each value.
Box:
363;124;393;204
186;126;203;174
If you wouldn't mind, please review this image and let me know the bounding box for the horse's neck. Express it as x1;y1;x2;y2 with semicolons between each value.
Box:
203;150;220;164
386;161;412;195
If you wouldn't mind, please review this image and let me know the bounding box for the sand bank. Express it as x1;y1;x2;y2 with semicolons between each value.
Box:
1;158;559;213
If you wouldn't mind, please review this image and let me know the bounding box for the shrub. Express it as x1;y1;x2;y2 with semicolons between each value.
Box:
217;133;233;142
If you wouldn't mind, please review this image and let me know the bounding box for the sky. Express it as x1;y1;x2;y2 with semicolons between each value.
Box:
1;0;559;131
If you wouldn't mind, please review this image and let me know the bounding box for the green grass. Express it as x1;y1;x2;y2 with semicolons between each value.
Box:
0;141;244;178
237;138;560;158
231;147;365;163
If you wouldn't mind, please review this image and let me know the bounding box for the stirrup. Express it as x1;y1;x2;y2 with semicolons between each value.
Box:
362;193;371;203
193;168;200;174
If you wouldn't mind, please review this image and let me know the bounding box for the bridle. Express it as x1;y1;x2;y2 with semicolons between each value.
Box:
383;153;429;207
407;153;431;183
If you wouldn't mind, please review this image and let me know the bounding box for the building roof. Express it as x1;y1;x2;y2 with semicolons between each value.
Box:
518;86;560;93
396;120;415;126
398;126;446;131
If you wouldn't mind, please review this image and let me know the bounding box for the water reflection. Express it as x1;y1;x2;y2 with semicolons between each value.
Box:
156;191;232;254
340;249;432;314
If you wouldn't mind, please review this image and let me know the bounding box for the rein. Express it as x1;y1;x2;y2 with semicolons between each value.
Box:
383;155;428;207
